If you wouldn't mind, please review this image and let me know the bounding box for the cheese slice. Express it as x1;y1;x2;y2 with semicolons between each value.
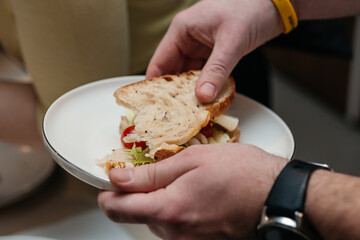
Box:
213;114;239;132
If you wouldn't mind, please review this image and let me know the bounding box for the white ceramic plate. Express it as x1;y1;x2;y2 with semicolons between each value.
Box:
43;76;295;190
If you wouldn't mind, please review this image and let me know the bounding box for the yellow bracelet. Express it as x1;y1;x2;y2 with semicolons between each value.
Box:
271;0;298;34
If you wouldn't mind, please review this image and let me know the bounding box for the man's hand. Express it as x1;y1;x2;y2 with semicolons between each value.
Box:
98;143;287;239
146;0;283;103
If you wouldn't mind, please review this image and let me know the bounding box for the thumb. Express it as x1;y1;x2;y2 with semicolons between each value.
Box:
195;36;242;103
109;154;196;192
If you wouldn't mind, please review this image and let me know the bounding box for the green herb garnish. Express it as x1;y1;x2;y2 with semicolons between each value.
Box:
125;145;155;165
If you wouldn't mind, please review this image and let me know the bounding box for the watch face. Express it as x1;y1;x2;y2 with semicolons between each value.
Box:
258;225;310;240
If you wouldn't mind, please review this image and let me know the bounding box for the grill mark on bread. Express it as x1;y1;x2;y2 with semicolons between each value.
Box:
163;76;173;81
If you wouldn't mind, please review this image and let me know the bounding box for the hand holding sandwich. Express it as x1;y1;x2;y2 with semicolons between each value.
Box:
99;143;360;239
146;0;360;104
99;144;288;239
146;0;283;103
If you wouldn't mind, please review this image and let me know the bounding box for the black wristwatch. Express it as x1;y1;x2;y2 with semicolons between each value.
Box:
257;160;332;240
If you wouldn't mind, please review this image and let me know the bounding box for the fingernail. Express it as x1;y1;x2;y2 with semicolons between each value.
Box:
115;169;132;183
201;82;216;99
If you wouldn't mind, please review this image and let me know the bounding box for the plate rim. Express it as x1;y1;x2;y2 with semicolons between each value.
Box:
42;76;146;189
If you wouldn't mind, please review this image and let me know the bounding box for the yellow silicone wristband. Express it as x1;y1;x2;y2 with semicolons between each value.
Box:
271;0;298;34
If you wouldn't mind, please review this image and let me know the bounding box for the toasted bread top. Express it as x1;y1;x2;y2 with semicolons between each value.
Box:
114;70;235;158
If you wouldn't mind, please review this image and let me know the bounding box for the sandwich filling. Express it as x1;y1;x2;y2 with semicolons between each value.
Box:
98;109;239;173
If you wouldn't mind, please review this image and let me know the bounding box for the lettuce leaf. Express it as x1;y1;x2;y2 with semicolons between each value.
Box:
125;145;155;164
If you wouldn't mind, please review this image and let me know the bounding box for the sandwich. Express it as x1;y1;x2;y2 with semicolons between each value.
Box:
98;70;240;173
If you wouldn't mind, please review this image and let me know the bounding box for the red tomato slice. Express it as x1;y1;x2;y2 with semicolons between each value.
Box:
200;123;213;138
121;125;147;149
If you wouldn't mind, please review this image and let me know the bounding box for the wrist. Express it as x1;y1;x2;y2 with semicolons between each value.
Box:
270;0;298;33
257;160;331;239
251;156;287;236
305;169;333;237
263;0;285;37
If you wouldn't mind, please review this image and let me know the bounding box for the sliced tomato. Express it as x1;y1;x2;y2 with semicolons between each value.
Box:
121;125;147;149
200;123;213;138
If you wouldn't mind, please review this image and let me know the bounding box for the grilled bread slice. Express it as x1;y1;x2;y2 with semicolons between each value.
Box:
113;70;236;160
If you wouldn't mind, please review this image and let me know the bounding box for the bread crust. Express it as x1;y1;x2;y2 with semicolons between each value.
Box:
153;126;240;161
154;146;185;161
205;76;236;119
229;127;241;143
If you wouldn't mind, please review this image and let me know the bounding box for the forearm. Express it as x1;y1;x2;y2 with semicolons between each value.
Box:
293;0;360;20
306;170;360;239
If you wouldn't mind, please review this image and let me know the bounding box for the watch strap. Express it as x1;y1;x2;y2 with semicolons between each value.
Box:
265;160;330;219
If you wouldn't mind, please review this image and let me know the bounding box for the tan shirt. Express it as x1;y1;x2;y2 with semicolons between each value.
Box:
0;0;197;126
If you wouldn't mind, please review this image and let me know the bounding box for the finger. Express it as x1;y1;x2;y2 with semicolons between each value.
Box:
98;189;165;224
109;150;197;192
195;33;243;103
182;57;206;72
146;10;213;79
146;27;184;79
